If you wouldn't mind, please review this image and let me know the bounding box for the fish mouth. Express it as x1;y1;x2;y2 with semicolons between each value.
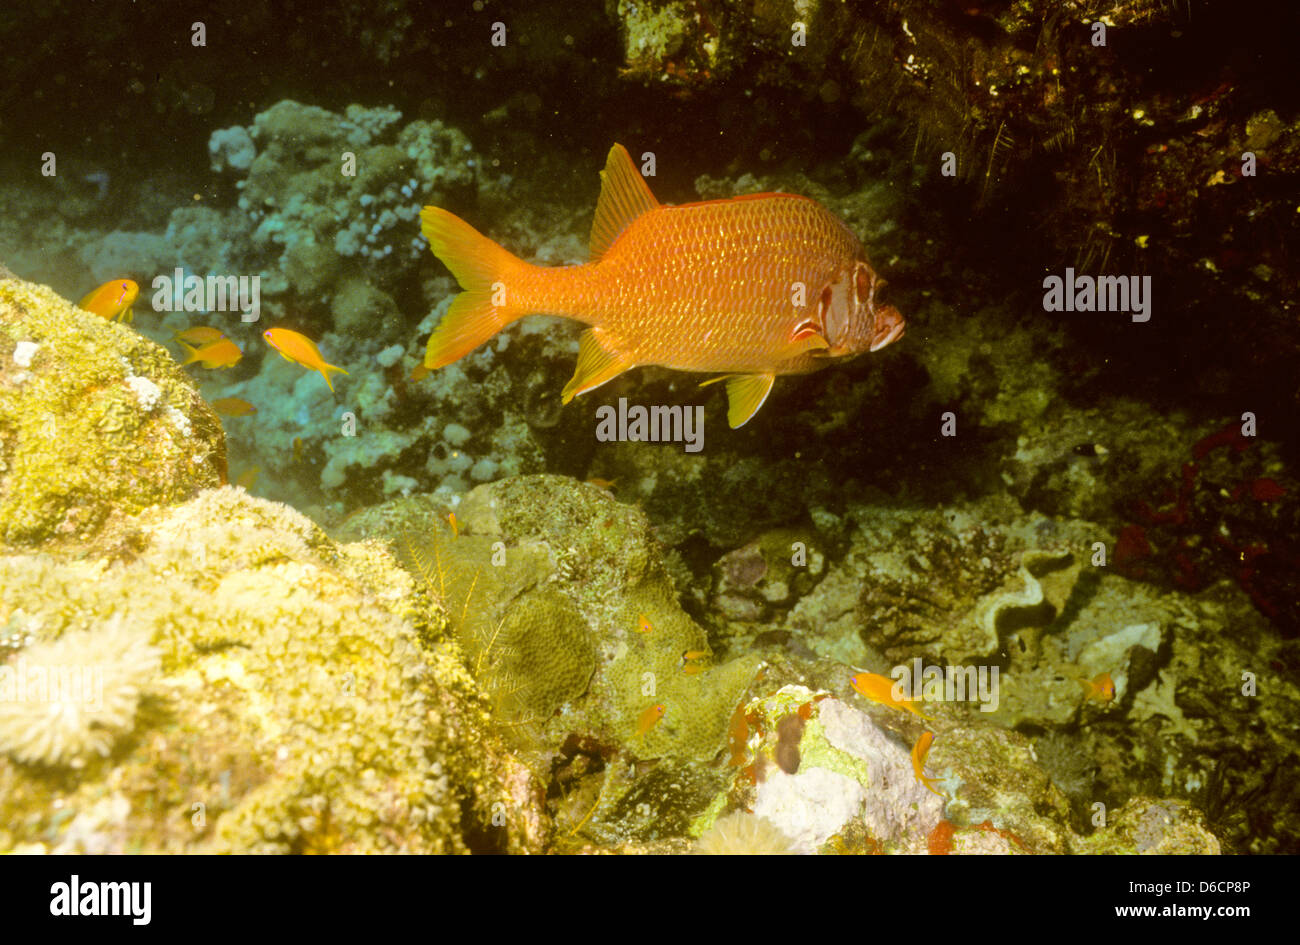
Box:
868;305;905;352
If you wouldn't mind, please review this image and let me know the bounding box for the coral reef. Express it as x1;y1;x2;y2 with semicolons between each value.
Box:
0;487;542;854
1;0;1297;857
0;277;225;549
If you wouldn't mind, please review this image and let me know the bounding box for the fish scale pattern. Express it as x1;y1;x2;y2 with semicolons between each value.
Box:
520;195;864;374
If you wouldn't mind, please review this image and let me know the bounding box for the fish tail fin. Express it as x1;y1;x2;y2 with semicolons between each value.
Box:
421;206;527;369
178;340;199;365
320;362;349;392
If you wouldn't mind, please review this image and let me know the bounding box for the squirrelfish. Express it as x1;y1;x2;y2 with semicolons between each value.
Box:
636;703;666;736
421;144;904;427
180;337;243;369
1075;672;1116;703
78;279;139;323
850;672;935;721
263;327;349;391
911;731;946;797
211;396;256;417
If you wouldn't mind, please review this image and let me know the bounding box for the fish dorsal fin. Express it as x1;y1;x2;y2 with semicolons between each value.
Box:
561;328;635;403
589;144;659;262
712;372;775;428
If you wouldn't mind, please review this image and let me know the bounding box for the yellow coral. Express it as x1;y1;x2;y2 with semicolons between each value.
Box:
694;811;795;855
0;615;159;768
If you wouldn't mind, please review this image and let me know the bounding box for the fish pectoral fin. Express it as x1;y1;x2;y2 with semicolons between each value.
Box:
777;328;830;361
561;328;634;403
722;373;775;428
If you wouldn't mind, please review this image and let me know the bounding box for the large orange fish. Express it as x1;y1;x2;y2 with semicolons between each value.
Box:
421;144;904;427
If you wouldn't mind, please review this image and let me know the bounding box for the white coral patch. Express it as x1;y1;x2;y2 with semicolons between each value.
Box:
126;375;163;412
753;767;866;853
12;341;38;367
165;406;191;436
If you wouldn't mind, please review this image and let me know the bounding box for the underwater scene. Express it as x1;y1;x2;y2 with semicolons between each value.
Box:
0;0;1297;858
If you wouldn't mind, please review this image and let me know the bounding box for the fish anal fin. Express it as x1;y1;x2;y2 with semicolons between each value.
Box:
722;373;775;428
561;328;634;403
589;144;660;262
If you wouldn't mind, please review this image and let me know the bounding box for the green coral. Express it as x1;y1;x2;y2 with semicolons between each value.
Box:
360;476;766;842
0;277;225;549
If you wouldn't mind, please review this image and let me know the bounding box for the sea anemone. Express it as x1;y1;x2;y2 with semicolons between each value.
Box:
694;811;796;855
0;614;160;768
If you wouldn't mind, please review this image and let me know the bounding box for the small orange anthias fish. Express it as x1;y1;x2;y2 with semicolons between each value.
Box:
636;703;666;736
911;731;946;797
173;325;226;346
263;328;349;391
636;613;653;634
180;337;243;369
78;279;139;323
850;672;935;721
1075;672;1116;703
447;511;459;537
681;649;709;675
210;397;256;417
421;144;905;427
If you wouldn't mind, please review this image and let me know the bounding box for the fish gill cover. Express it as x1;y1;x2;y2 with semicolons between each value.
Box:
0;0;1296;872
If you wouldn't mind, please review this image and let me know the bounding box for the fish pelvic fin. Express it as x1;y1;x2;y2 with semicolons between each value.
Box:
589;144;659;262
561;328;634;403
421;206;528;369
717;373;775;428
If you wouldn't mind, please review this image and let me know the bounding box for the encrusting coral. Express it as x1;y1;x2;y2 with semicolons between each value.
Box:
0;276;225;549
0;487;545;854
